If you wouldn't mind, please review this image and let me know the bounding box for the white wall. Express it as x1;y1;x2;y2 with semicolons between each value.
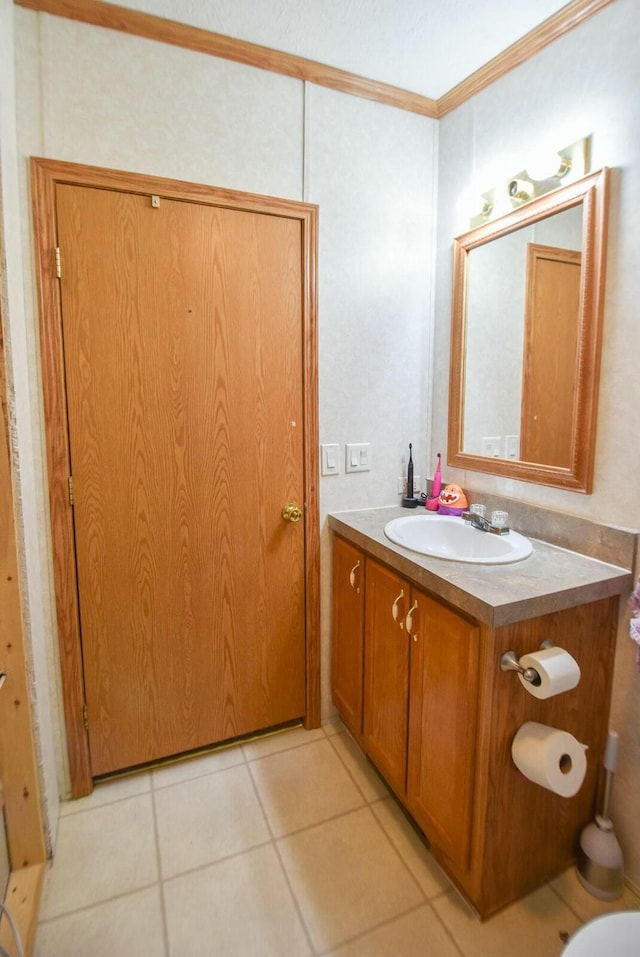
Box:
433;0;640;889
6;5;436;805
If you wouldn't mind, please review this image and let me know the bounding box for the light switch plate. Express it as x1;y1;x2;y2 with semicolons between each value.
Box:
345;442;371;473
321;443;340;475
505;435;520;460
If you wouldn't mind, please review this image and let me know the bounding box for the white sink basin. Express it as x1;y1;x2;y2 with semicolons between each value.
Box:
384;513;533;565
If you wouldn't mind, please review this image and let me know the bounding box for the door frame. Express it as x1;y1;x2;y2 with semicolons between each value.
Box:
30;157;320;796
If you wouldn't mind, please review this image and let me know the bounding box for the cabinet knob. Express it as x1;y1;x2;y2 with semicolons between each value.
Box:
405;600;419;638
392;589;405;628
349;561;361;593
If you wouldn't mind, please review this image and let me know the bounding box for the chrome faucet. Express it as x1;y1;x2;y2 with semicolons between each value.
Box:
462;510;510;535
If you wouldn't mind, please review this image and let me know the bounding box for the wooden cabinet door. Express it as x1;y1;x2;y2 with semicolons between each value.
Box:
362;560;410;795
406;590;480;869
331;537;364;736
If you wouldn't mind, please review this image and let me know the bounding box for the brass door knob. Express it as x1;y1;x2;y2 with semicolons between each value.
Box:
282;503;303;523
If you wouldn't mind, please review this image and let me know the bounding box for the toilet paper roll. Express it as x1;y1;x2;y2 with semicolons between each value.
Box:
518;646;580;699
512;721;587;797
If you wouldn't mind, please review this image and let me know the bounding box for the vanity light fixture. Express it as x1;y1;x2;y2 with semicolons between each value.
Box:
467;136;590;228
526;150;573;182
507;178;534;202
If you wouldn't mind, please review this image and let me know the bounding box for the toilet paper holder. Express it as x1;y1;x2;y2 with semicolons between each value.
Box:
500;639;555;686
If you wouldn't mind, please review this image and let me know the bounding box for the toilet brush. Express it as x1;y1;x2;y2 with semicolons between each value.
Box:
577;730;624;900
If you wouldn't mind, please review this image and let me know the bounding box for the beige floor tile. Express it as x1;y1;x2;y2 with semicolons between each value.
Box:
39;794;157;919
59;771;151;815
326;904;462;957
433;885;581;957
35;885;166;957
151;742;245;789
329;730;391;802
278;806;425;952
241;724;326;760
550;866;640;922
249;738;365;837
371;797;452;899
154;763;270;878
164;844;311;957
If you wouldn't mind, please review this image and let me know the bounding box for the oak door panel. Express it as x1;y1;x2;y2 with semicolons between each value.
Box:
56;184;306;774
520;244;581;467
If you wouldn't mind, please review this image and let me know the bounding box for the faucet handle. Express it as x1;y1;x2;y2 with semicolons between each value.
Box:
490;510;509;529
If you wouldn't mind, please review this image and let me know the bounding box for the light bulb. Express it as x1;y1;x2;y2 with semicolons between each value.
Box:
527;150;571;181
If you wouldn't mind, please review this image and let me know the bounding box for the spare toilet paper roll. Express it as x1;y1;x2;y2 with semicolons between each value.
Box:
511;721;587;797
518;646;580;699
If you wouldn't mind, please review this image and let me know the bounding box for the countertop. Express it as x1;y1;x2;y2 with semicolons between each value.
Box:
328;506;634;627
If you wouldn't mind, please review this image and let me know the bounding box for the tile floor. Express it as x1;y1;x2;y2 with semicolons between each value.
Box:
35;720;640;956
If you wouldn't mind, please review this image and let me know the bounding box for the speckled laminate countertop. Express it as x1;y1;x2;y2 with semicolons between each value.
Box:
328;506;634;627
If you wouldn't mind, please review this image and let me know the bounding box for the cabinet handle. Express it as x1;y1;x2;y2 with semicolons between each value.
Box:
405;600;419;640
392;589;405;628
349;561;361;593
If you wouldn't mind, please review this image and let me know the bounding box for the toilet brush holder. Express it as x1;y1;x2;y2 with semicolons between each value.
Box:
577;730;624;900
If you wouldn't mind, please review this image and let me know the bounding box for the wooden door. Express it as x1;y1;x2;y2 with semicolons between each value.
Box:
406;590;480;869
55;183;308;776
331;537;364;737
362;560;409;795
520;243;581;467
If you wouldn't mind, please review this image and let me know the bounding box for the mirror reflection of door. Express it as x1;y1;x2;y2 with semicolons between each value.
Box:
520;243;581;467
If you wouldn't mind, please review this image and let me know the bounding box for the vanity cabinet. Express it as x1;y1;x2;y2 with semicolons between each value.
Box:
406;589;480;870
330;531;621;919
331;536;364;738
361;560;410;793
361;558;480;869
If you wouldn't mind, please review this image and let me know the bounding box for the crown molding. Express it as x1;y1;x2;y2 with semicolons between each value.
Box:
437;0;614;117
15;0;615;117
14;0;439;116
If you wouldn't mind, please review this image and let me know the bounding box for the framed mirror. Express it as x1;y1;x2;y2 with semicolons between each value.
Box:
447;167;609;493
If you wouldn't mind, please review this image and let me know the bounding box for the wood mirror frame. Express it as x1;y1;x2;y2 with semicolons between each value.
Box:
447;167;609;493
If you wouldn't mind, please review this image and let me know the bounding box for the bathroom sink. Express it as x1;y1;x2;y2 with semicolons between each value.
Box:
384;513;533;565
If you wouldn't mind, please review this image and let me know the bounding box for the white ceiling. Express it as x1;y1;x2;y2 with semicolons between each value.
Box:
117;0;572;99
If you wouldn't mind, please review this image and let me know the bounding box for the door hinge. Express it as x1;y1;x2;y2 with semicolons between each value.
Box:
55;246;62;279
68;475;74;506
82;704;89;731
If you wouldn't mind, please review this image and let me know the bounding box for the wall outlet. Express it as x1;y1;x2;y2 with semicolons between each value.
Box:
398;475;421;496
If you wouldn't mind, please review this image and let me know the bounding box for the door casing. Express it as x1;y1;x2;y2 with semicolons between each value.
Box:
31;157;320;796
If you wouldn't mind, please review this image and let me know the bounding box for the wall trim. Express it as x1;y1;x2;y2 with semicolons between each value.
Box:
436;0;614;116
0;317;46;869
15;0;614;117
14;0;439;116
0;864;45;957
